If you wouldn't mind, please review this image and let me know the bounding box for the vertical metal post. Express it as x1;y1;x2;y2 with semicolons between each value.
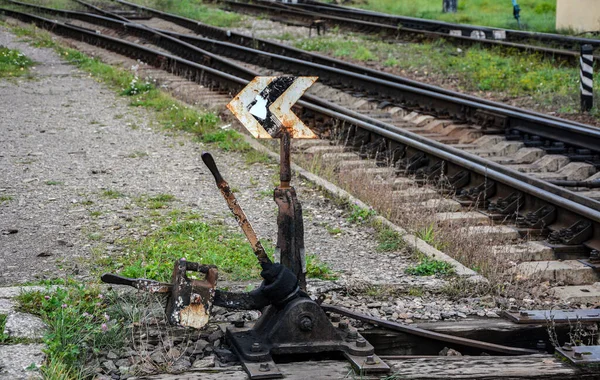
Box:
280;130;291;189
580;44;594;112
274;130;306;290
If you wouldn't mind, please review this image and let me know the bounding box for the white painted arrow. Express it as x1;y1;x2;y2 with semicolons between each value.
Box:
227;76;276;139
227;76;318;139
270;76;318;139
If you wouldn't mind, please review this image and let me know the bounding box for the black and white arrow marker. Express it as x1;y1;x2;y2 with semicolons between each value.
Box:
227;76;318;139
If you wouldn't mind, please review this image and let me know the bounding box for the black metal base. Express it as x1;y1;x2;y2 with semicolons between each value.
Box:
226;297;389;379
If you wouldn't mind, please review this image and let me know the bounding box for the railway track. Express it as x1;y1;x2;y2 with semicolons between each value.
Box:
218;0;600;69
274;0;600;50
2;2;600;303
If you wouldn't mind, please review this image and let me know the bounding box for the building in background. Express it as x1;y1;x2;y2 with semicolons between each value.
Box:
557;0;600;33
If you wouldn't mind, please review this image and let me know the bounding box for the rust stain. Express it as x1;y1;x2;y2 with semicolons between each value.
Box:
180;303;209;329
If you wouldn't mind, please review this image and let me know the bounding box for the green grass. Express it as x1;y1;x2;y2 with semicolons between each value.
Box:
128;0;243;27
306;254;338;280
15;285;125;378
415;223;447;251
295;34;600;114
351;0;557;33
405;254;454;276
324;224;342;235
0;314;8;343
0;195;14;204
127;150;148;158
101;189;124;199
346;203;376;224
45;180;63;186
134;193;176;209
89;211;102;218
245;149;271;165
14;0;85;10
111;220;275;282
376;227;405;252
0;46;34;78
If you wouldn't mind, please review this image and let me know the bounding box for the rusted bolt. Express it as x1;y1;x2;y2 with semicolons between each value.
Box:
347;330;358;341
251;343;261;352
536;340;545;350
562;343;573;351
573;351;583;360
338;322;348;330
331;315;341;323
259;363;270;372
365;355;376;365
356;337;367;347
299;316;313;332
590;250;600;263
509;305;518;313
233;320;245;328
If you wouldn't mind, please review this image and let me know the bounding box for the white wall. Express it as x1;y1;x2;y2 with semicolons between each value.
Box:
557;0;600;32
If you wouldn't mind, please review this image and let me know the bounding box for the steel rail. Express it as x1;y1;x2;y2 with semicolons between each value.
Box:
15;0;599;156
13;1;599;217
5;3;600;214
320;303;539;355
3;8;597;250
100;0;600;134
219;0;600;66
293;0;600;50
5;8;593;359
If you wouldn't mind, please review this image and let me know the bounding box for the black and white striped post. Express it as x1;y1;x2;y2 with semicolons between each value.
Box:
580;44;594;112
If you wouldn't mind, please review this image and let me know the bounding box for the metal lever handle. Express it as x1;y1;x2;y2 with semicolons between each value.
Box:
101;273;172;293
201;151;224;186
101;273;137;287
201;152;272;266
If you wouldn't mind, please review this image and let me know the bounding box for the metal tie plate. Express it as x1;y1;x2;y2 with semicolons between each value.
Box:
556;345;600;365
503;309;600;324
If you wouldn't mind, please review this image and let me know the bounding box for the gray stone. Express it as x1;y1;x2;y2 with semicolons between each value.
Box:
207;329;223;343
170;357;192;372
0;298;15;314
188;339;209;355
192;355;215;368
4;312;47;340
0;344;44;380
102;360;118;373
106;351;118;360
166;347;181;360
115;358;130;367
150;350;166;364
439;347;462;356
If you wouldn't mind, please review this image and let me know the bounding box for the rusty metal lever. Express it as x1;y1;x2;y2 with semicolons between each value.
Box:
201;152;272;266
101;273;171;293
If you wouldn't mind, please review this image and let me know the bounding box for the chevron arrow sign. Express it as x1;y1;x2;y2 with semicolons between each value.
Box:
227;76;318;139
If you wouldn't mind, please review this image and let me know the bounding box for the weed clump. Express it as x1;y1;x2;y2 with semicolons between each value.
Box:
15;285;124;378
405;254;454;277
0;46;34;78
346;204;376;224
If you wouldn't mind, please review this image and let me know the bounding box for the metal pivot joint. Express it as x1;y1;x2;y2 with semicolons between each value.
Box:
201;150;388;379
